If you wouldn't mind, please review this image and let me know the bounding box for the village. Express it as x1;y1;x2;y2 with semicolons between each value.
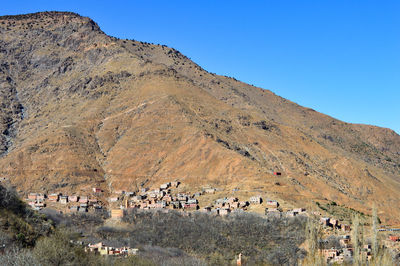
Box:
22;180;400;263
24;180;310;219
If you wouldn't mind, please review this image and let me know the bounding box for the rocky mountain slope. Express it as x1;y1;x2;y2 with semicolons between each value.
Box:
0;12;399;224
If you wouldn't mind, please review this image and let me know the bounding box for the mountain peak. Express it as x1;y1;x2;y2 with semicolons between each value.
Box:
0;12;399;225
0;11;102;33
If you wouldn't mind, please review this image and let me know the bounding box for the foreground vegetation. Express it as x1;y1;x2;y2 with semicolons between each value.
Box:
301;208;398;266
1;184;399;265
0;184;52;247
1;183;307;265
99;209;307;265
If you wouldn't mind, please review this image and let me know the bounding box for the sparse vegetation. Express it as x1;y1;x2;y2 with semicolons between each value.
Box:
0;184;52;247
315;201;371;224
96;209;307;265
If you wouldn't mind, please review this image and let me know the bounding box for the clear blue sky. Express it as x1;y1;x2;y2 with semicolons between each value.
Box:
2;1;400;134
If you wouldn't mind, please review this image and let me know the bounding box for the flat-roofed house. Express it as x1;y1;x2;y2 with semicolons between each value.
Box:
111;209;124;219
265;200;279;207
28;193;38;201
219;208;230;216
69;195;78;202
48;193;59;202
60;196;68;204
160;183;170;190
109;197;119;202
79;196;88;203
250;196;262;204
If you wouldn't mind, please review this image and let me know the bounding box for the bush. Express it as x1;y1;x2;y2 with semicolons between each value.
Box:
0;185;26;216
33;229;105;266
0;247;40;266
0;184;53;247
99;209;307;264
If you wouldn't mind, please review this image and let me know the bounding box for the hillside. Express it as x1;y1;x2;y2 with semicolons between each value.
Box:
0;11;399;225
0;184;52;247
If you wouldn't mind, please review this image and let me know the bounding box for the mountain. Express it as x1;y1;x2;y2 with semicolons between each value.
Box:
0;11;399;224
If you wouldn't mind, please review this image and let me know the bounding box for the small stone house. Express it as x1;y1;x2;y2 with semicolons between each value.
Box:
170;201;181;209
187;198;198;204
111;209;124;219
193;192;202;197
292;208;306;213
48;193;59;202
227;197;238;204
230;202;240;209
322;248;339;260
69;195;78;202
177;195;188;201
37;194;45;201
88;198;98;204
28;193;38;201
79;196;88;203
239;201;249;208
219;208;230;216
320;217;330;226
250;196;262;204
132;195;144;202
160;182;171;190
330;219;339;228
341;224;351;232
109;197;119;202
204;188;216;194
60;196;68;204
265;200;279;207
340;238;351;248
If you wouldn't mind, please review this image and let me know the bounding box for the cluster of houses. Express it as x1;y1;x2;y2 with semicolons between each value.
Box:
321;236;374;264
109;182;264;216
21;181;400;263
86;242;138;256
202;196;249;216
109;181;204;212
107;181;297;219
265;207;308;218
263;199;309;218
206;197;300;217
25;188;104;213
26;181;290;219
319;217;351;232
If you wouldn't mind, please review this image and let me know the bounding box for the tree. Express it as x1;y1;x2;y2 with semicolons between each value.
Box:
33;229;104;266
301;218;325;266
352;214;361;266
371;205;378;259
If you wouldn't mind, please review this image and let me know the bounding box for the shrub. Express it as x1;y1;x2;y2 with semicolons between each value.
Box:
103;209;307;264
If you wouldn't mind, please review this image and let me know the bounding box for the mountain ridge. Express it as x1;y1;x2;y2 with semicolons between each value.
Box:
0;11;399;225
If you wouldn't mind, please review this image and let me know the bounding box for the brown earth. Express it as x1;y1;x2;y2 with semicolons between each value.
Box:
0;12;399;225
